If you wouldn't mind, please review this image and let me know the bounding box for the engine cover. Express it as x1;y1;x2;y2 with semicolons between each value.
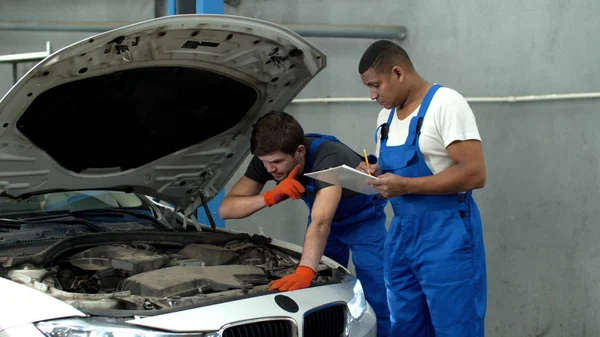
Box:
120;265;268;297
178;244;239;266
69;245;170;275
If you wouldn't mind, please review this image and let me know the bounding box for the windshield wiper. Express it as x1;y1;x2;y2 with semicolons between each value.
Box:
0;220;22;230
0;216;103;232
19;209;171;231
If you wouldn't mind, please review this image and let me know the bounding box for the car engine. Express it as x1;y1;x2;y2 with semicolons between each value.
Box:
3;234;339;313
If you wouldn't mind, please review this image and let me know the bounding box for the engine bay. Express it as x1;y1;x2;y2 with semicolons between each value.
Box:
3;233;342;313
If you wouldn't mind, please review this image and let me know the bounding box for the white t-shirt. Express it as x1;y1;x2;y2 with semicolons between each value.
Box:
375;86;481;175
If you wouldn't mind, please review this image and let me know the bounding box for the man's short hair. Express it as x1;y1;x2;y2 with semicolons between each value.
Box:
358;40;414;74
250;111;304;156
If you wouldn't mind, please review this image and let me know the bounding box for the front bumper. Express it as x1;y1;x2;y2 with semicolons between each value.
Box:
0;279;376;337
1;306;376;337
347;303;378;337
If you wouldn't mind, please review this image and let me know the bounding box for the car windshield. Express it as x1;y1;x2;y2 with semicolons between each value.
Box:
0;190;147;215
0;191;173;254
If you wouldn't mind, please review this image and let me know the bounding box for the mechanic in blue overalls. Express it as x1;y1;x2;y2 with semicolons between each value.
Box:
357;40;488;337
219;111;390;337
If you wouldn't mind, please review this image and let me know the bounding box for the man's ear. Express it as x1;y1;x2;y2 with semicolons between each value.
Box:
296;144;306;157
294;145;307;171
391;65;405;83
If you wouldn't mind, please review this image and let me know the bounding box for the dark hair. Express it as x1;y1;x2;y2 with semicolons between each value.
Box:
250;111;304;156
358;40;414;74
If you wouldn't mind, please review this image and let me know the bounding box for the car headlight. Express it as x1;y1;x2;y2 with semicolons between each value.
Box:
36;318;210;337
347;279;367;319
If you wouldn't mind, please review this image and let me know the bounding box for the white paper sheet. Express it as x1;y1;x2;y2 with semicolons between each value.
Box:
303;164;380;195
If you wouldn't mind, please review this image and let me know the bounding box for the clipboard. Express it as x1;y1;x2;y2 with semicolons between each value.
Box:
303;164;379;195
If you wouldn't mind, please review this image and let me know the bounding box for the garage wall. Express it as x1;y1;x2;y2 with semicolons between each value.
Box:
0;0;156;96
224;1;600;337
0;0;599;336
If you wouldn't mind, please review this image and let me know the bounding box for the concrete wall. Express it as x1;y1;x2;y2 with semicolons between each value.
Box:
1;0;599;336
0;0;156;95
225;1;600;336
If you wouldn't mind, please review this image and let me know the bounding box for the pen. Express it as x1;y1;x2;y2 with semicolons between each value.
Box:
363;149;372;176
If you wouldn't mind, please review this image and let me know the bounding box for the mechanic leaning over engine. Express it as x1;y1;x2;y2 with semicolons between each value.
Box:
218;111;390;337
357;40;488;337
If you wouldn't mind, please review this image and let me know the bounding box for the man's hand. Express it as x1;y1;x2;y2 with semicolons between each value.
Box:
367;173;411;198
263;165;306;206
356;162;381;176
269;266;315;292
365;140;486;197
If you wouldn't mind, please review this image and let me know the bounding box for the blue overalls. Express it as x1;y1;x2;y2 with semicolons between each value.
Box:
300;133;390;337
377;84;487;337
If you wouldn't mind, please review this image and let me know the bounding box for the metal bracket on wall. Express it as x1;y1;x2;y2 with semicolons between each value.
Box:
0;41;52;84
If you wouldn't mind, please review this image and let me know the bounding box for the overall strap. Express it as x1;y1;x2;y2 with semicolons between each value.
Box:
304;133;340;142
304;133;368;190
304;133;364;169
386;107;396;125
374;108;396;145
305;137;329;175
304;136;330;193
405;84;442;146
374;123;386;144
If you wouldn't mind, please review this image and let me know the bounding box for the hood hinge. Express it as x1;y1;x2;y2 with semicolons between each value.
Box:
177;187;217;231
198;192;217;230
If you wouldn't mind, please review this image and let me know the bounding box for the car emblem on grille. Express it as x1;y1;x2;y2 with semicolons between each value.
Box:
274;294;299;313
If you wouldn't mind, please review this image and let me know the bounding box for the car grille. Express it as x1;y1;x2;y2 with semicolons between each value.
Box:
222;319;294;337
303;304;346;337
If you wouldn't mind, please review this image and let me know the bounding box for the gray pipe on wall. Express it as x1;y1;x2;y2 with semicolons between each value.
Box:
286;24;407;40
0;20;407;41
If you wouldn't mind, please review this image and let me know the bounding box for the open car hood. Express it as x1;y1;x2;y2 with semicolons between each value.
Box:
0;14;326;216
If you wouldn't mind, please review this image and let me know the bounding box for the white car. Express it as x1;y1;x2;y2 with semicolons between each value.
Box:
0;14;377;337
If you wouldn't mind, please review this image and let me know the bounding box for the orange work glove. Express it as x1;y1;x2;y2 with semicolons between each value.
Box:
268;266;315;291
263;164;306;207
